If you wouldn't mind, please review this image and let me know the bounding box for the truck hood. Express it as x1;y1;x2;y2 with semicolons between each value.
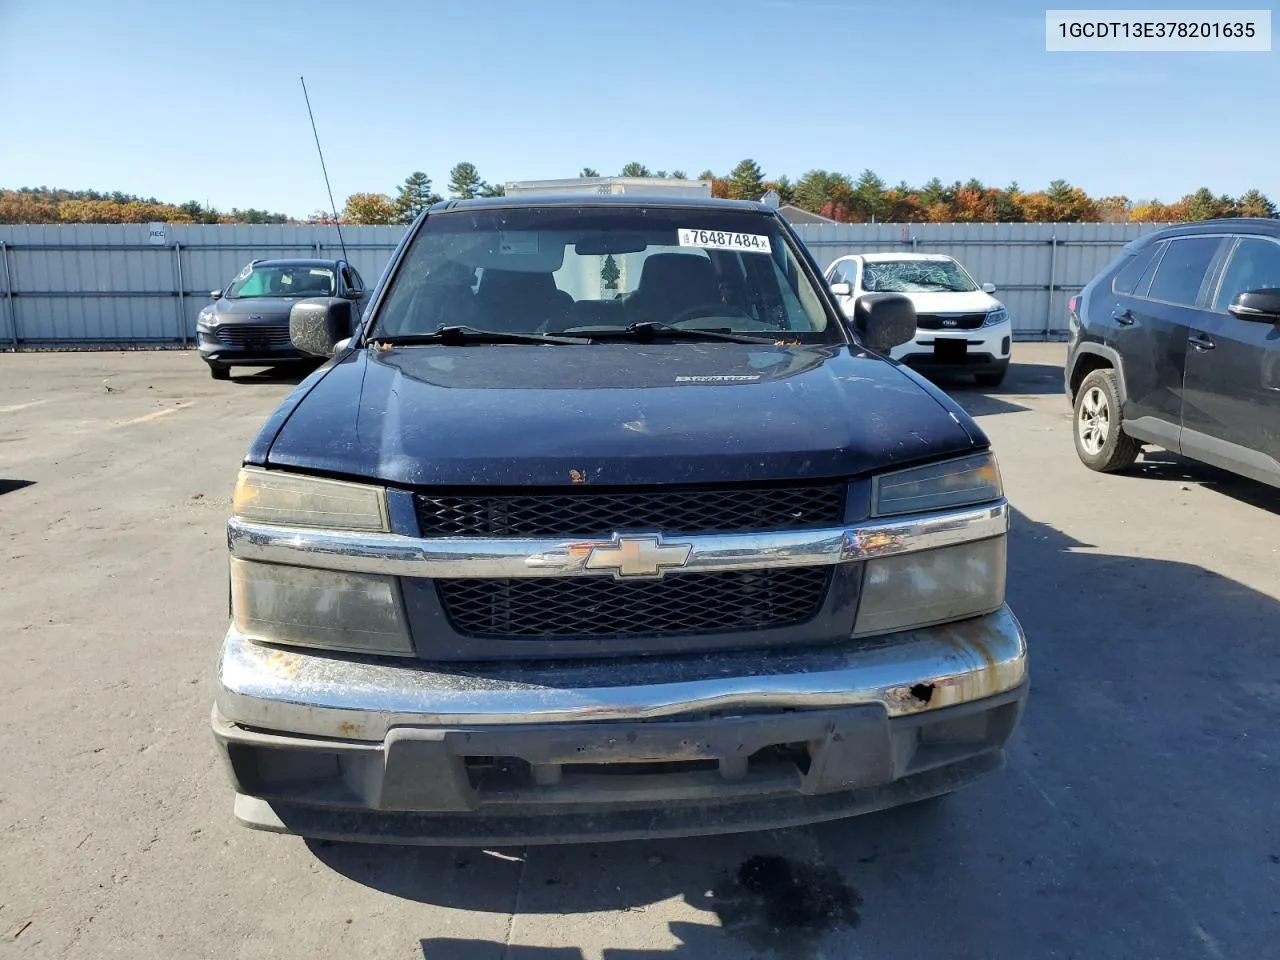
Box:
261;343;981;487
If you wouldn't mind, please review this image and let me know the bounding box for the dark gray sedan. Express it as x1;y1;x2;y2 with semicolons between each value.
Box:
196;258;367;379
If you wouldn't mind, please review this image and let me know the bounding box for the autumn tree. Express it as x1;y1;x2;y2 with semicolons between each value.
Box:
727;159;766;201
1096;196;1133;223
343;192;398;225
394;172;442;223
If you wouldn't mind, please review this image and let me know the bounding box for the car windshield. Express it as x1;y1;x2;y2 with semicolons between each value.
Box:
371;206;841;343
862;259;978;294
225;264;335;299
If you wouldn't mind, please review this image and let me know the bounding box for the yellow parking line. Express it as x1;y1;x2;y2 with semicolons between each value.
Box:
118;401;195;426
0;400;48;413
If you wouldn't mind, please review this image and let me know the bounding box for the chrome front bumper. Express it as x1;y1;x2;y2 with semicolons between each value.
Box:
213;606;1027;843
217;604;1027;740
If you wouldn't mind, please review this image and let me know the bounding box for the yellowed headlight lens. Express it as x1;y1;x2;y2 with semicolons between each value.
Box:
232;467;389;531
230;558;413;656
872;452;1003;518
853;537;1006;637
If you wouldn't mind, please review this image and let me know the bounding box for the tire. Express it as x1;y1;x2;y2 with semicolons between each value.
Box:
974;362;1009;387
1073;368;1141;472
207;362;231;381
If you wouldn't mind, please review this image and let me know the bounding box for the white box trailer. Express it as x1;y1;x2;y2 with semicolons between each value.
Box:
503;177;713;199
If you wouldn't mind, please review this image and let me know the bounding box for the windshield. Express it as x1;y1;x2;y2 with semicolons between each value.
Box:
225;264;336;299
372;207;841;343
861;259;978;294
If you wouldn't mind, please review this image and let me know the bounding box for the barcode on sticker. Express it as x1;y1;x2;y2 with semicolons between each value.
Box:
678;228;773;254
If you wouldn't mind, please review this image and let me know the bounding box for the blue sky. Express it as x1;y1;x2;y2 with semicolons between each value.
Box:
1;0;1275;216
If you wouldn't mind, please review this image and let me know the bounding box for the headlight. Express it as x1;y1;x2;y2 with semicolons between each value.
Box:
230;557;412;656
983;306;1009;327
871;452;1002;518
853;537;1005;637
232;467;389;531
197;311;216;331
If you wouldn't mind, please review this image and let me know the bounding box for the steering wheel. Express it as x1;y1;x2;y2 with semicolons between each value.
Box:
667;303;754;327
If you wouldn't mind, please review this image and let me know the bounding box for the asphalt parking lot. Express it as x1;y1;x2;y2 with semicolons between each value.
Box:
1;343;1277;960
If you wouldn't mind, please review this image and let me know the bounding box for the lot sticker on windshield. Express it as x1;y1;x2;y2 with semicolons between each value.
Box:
499;232;539;255
678;229;772;255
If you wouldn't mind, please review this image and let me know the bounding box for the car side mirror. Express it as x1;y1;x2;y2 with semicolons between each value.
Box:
853;293;916;353
345;289;364;301
209;289;223;300
981;282;997;294
829;281;853;297
289;297;353;357
1228;288;1280;323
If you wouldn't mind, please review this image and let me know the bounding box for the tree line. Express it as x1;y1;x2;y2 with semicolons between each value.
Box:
3;160;1275;225
0;187;290;225
688;159;1275;224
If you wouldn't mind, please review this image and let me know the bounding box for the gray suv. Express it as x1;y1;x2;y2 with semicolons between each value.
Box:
196;258;367;379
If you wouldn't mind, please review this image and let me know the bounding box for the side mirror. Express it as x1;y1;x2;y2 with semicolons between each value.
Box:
829;281;853;297
209;289;223;300
345;288;364;301
853;293;916;353
1228;288;1280;323
289;297;353;357
981;282;997;294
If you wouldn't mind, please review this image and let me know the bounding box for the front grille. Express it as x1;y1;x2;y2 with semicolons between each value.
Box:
217;324;292;346
916;313;987;331
437;567;830;639
415;484;846;538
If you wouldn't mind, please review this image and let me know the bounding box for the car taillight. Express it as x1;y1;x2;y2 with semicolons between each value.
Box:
1068;295;1079;314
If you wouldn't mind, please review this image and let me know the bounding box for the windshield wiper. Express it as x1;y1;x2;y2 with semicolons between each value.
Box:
561;322;778;345
369;325;583;346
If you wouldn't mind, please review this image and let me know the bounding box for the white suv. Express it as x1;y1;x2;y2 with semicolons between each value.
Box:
825;253;1013;386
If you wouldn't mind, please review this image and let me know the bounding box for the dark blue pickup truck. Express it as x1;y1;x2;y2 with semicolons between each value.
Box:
213;195;1027;844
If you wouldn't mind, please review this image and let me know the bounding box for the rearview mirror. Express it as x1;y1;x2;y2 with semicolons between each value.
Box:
853;293;916;353
209;289;222;300
829;281;852;297
981;282;997;294
289;298;353;357
1228;288;1280;323
574;232;649;256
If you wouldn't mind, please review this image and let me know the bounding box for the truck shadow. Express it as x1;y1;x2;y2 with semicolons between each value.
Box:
310;506;1280;960
1130;450;1280;514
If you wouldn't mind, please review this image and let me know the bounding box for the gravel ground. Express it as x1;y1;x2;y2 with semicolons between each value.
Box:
1;344;1276;960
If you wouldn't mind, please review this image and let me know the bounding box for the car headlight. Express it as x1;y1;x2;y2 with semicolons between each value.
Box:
853;537;1006;637
197;311;216;331
230;557;413;656
855;452;1007;637
871;452;1002;518
983;306;1009;327
232;467;389;531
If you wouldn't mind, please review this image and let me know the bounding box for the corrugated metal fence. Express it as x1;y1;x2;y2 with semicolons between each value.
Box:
0;221;1172;350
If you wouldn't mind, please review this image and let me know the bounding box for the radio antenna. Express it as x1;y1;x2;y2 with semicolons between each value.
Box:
299;75;349;263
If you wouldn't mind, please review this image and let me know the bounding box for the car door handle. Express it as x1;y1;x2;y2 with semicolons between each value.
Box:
1187;332;1215;350
1113;308;1135;326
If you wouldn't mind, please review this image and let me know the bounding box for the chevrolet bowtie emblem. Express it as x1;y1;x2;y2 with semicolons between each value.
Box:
584;535;693;579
